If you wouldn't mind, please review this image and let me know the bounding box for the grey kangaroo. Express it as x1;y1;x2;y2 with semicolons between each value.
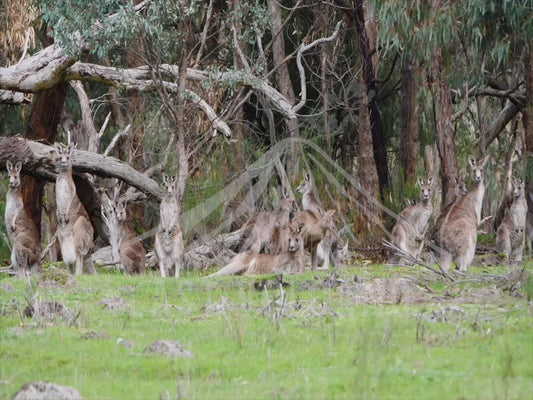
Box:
437;155;489;272
115;201;146;275
54;143;96;275
154;174;184;277
240;195;296;253
5;161;42;275
391;177;434;264
208;224;304;277
496;177;527;264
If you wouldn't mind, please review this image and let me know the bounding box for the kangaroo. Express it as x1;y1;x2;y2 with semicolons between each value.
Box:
54;143;96;275
240;195;296;253
154;174;184;277
208;224;304;276
114;201;146;275
431;168;468;245
437;155;489;272
296;173;324;216
291;209;336;270
297;173;343;268
5;161;42;275
496;177;527;264
391;177;434;264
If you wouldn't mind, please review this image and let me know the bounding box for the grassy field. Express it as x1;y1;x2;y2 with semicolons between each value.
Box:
1;261;532;399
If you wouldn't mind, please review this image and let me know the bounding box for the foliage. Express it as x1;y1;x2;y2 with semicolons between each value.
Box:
1;262;532;399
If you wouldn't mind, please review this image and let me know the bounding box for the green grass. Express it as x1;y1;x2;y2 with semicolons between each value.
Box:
1;262;532;399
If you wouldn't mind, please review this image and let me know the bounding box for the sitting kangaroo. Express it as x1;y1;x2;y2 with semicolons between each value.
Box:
437;155;489;272
291;209;336;270
240;194;296;253
208;224;304;276
54;143;96;275
5;161;42;275
115;201;146;275
391;177;434;264
496;177;527;264
154;174;184;277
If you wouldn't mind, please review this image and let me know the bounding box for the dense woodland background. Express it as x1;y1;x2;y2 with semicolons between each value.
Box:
0;0;532;264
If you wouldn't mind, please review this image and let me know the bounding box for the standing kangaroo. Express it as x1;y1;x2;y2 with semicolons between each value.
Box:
115;201;146;275
437;156;489;272
391;177;434;264
297;173;343;268
5;161;42;275
239;195;296;253
496;177;527;264
431;168;468;244
154;174;184;277
208;224;304;277
296;173;324;216
54;143;96;275
291;209;336;270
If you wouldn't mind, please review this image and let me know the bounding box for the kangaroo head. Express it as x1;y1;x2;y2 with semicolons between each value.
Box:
469;155;489;184
162;174;177;197
6;161;22;188
54;142;76;171
455;168;468;197
417;177;434;201
115;201;128;223
287;225;302;253
512;178;524;199
296;173;312;194
320;209;336;231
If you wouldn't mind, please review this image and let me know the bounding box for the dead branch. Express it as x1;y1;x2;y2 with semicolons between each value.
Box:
0;137;162;199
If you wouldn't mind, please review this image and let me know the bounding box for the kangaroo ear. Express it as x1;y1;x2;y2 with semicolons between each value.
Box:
305;173;310;182
427;177;434;186
54;142;63;153
325;209;335;217
6;161;13;171
67;142;76;153
469;156;476;167
172;175;178;183
480;155;489;166
15;162;22;173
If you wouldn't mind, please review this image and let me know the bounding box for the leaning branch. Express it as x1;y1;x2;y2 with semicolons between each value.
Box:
0;137;162;199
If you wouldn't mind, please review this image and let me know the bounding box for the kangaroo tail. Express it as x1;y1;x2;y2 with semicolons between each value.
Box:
206;252;251;277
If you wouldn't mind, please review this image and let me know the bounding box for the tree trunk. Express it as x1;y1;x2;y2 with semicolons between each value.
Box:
267;0;300;176
0;137;162;198
431;46;458;207
346;0;389;195
400;57;419;184
22;83;68;238
525;43;533;154
355;87;381;238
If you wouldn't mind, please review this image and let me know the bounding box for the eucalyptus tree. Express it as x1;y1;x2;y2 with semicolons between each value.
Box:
372;0;531;206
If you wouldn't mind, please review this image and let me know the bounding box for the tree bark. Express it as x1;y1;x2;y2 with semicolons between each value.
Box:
267;0;300;176
341;0;389;195
22;83;68;239
400;57;419;184
431;46;458;207
0;137;162;199
355;87;381;237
